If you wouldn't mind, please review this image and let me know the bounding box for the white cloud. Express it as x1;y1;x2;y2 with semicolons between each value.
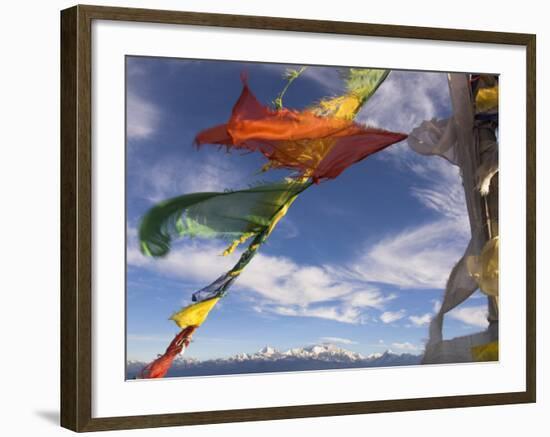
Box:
128;239;394;325
128;240;232;286
129;154;243;203
390;342;422;352
341;219;467;290
358;70;449;133
408;313;432;327
408;158;470;231
125;58;202;143
341;290;395;309
237;255;395;324
126;91;161;140
269;305;362;324
319;337;358;345
448;305;489;328
380;310;406;324
241;257;352;306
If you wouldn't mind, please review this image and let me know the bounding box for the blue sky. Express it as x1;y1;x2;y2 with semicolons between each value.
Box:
125;56;489;361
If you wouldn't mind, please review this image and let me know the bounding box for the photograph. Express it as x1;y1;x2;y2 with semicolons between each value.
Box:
124;57;500;380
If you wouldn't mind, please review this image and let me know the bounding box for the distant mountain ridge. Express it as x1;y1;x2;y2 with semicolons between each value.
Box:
127;343;422;378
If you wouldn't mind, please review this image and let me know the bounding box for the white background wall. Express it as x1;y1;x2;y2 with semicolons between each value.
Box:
0;0;546;435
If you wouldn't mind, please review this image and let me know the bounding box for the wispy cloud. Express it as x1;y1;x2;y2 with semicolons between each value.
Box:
126;91;161;140
448;305;489;328
128;240;231;286
380;310;406;324
341;290;395;309
408;158;470;231
237;254;395;324
407;299;487;330
125;59;165;141
129;154;244;203
319;336;358;345
408;313;432;327
358;70;450;133
340;219;467;290
125;58;203;143
266;305;363;324
390;341;422;352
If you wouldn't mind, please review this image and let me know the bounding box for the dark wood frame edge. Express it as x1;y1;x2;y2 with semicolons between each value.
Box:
60;4;537;432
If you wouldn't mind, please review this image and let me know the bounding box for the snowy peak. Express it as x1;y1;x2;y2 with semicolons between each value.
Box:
258;346;278;356
366;352;383;360
246;343;365;363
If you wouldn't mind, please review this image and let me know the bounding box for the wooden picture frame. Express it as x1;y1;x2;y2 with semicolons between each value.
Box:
60;4;536;432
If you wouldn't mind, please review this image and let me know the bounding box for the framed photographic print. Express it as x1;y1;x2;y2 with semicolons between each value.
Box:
60;4;536;432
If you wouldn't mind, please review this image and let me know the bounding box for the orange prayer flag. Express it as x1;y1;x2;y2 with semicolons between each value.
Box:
195;78;407;182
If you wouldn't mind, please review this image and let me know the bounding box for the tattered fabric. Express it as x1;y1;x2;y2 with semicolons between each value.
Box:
195;78;406;182
139;326;197;379
471;341;499;362
412;74;494;363
139;180;310;258
466;236;499;297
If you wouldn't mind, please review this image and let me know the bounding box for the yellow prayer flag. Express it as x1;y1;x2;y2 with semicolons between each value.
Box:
170;297;220;328
466;236;499;297
476;86;498;113
471;341;499;362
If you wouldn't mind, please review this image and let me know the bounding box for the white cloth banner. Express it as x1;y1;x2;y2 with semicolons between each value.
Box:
408;73;497;363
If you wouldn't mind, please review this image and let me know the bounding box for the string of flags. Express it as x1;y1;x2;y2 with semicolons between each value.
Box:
137;68;407;378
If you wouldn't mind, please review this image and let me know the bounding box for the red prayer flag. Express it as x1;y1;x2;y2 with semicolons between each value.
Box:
139;326;197;379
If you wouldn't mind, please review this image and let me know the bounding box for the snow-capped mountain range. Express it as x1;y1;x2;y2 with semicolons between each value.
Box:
127;343;422;378
231;343;372;363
